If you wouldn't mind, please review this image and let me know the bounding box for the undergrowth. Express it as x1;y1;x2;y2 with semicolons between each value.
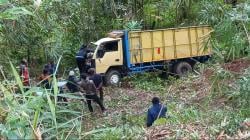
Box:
122;60;250;138
1;60;250;139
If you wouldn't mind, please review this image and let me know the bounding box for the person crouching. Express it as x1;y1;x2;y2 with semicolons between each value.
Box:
146;97;167;127
66;71;79;93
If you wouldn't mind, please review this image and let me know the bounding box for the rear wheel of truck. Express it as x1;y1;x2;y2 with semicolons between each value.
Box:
105;70;121;86
174;61;192;76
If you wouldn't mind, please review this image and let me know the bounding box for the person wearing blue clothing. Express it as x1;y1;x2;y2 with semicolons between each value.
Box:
146;97;167;127
76;44;87;74
48;60;56;75
44;60;56;75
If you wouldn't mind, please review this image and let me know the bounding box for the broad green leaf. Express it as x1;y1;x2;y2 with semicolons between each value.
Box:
4;7;33;16
33;110;40;129
52;55;62;104
153;117;168;126
0;7;33;20
10;61;24;95
57;93;85;100
0;0;8;5
56;109;81;115
42;115;82;134
0;83;13;100
45;90;57;129
52;75;58;104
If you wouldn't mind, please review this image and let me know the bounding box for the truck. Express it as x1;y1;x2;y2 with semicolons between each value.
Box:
89;25;213;85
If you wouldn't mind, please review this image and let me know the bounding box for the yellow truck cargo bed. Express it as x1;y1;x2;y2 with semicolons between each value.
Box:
129;26;212;64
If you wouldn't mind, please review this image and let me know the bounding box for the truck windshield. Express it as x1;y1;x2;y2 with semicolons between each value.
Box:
95;41;119;58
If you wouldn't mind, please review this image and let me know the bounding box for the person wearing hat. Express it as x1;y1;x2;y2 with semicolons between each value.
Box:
66;70;79;93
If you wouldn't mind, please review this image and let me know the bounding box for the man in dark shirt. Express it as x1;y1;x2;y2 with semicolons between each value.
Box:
76;44;87;74
146;97;167;127
44;60;56;75
80;74;105;113
88;68;104;101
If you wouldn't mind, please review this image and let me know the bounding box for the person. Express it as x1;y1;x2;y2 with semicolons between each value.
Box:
85;52;94;73
39;69;51;89
19;59;30;86
48;60;56;75
44;60;56;75
66;70;79;93
80;74;106;113
146;97;167;127
88;68;104;101
76;44;87;74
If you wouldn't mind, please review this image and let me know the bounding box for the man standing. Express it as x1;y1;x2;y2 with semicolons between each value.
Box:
146;97;167;127
88;68;104;101
80;74;106;113
76;44;87;74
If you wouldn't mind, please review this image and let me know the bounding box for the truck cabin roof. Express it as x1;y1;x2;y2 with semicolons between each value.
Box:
94;37;121;46
93;30;124;47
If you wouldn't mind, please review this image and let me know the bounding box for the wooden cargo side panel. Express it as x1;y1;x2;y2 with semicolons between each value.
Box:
152;31;164;61
190;28;198;56
140;32;153;62
175;29;191;58
128;26;212;64
129;32;142;64
205;27;212;54
197;28;204;56
164;30;175;60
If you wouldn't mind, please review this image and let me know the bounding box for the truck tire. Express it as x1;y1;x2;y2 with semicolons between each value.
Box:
174;61;192;76
105;70;121;86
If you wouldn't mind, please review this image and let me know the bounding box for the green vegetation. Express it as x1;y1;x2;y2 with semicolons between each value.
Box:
0;0;250;139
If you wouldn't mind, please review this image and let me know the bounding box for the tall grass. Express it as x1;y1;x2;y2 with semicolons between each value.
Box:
0;60;85;139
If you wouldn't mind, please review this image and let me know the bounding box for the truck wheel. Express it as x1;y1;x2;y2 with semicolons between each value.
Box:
174;61;192;76
105;70;121;86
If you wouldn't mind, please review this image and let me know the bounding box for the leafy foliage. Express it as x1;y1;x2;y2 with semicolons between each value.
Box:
0;0;250;139
199;0;250;61
123;20;142;30
229;68;250;116
0;62;85;139
84;125;144;139
126;72;167;92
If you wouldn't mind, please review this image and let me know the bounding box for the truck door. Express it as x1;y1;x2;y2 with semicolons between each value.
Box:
95;40;123;74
